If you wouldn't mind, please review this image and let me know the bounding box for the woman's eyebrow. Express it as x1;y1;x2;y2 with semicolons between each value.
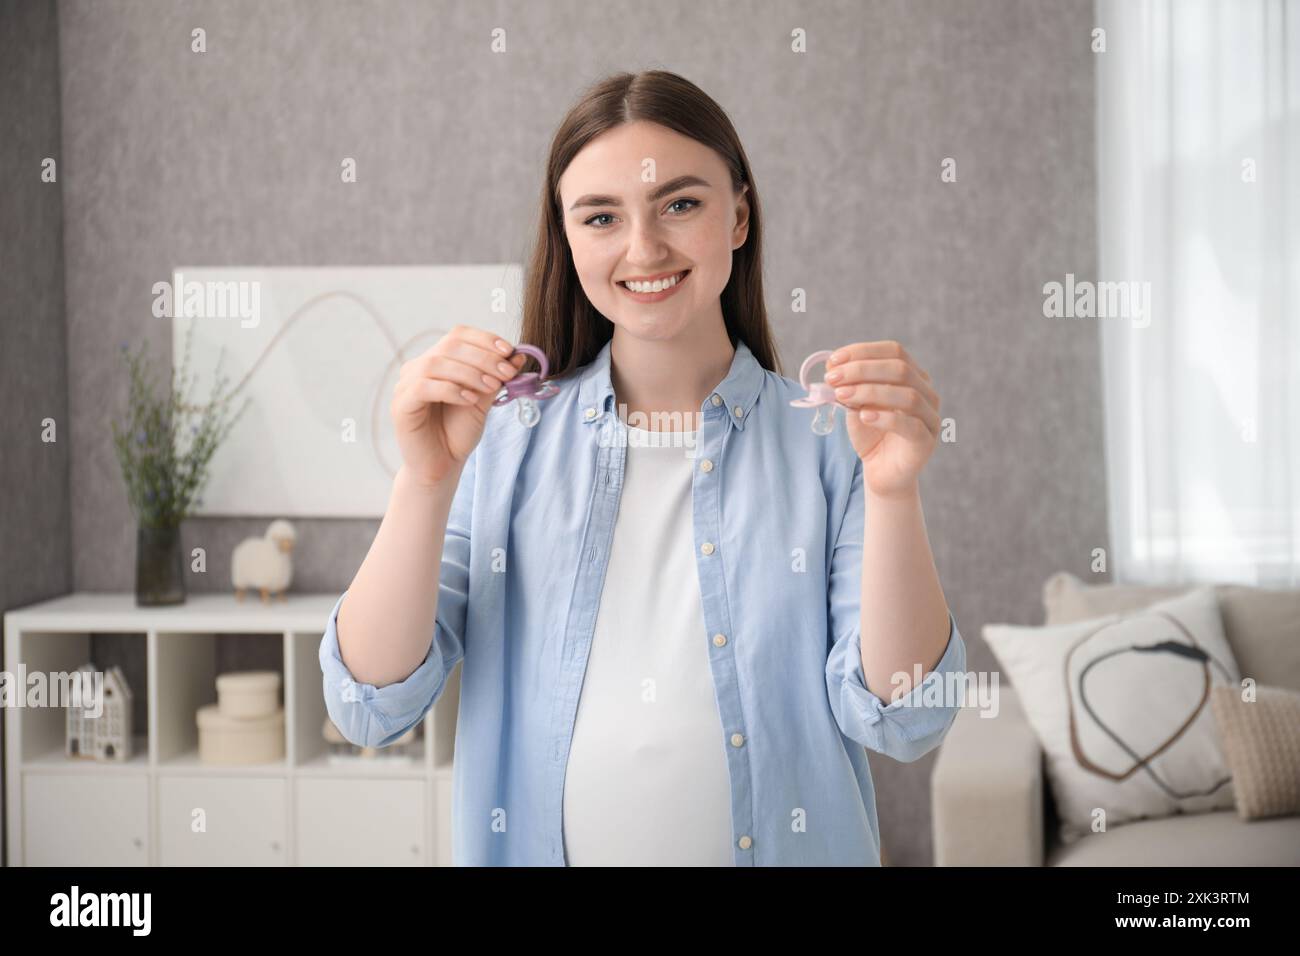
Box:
568;174;712;211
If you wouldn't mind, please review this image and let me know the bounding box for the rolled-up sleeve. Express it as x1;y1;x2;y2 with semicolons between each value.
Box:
824;455;968;763
319;449;476;749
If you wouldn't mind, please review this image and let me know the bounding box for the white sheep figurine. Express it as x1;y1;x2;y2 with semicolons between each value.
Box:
232;519;297;603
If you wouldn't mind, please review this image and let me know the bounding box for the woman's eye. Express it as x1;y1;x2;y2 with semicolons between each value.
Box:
583;199;698;229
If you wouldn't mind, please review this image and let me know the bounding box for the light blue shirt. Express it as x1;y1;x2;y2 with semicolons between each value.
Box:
319;336;967;866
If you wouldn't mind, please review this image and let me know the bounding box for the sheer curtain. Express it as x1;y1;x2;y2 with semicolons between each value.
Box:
1097;0;1299;586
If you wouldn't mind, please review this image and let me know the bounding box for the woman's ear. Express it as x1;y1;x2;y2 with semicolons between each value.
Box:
732;183;751;249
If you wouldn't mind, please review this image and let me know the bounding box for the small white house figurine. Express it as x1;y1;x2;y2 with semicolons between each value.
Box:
232;518;297;602
66;663;132;762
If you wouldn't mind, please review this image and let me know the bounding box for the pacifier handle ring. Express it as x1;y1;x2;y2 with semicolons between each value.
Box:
512;344;549;380
790;349;849;409
799;350;834;391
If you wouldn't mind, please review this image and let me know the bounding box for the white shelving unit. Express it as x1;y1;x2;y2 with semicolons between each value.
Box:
3;592;459;866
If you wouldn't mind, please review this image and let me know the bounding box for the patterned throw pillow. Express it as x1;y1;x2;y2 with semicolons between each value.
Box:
985;586;1241;843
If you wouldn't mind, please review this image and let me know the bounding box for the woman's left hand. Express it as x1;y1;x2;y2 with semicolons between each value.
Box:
824;341;942;499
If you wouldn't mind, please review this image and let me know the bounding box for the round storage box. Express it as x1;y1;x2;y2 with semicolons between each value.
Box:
197;704;284;764
215;670;281;718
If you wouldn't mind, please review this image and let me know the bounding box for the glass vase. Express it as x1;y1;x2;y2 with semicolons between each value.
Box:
135;522;186;606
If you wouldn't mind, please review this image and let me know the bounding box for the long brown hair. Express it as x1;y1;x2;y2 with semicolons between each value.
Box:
518;70;783;380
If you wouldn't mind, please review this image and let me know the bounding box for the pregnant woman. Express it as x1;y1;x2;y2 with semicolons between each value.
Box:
321;69;967;866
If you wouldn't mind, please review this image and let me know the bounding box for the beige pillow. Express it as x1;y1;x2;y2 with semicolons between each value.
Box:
1042;571;1183;624
1042;572;1300;692
1210;685;1300;820
986;586;1241;843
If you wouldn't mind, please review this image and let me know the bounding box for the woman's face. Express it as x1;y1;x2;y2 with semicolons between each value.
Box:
558;120;749;344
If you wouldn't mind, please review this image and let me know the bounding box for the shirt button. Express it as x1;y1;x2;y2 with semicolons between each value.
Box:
710;394;722;406
712;633;727;647
700;541;715;555
730;733;745;747
738;835;753;850
732;405;743;418
584;407;596;420
699;458;713;473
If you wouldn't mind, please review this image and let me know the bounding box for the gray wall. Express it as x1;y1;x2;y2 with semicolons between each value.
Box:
14;0;1104;865
0;0;70;870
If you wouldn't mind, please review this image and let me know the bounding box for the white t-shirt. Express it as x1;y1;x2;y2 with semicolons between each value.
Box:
562;423;735;866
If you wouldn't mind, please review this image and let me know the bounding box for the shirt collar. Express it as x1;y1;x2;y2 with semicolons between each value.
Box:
575;336;766;430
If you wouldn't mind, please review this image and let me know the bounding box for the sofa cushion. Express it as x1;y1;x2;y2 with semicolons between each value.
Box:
985;586;1241;844
1043;572;1185;624
1047;809;1300;866
1042;571;1300;692
1210;684;1300;820
932;685;1046;866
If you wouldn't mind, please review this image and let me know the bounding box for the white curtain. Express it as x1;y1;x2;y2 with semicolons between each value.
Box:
1097;0;1300;586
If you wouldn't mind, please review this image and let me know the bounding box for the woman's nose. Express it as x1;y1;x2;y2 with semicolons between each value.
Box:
625;217;670;260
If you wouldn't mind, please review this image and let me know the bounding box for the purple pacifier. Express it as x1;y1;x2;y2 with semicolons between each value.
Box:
789;350;851;435
492;343;560;428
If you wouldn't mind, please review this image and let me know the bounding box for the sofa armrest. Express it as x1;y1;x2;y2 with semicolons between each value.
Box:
932;684;1045;866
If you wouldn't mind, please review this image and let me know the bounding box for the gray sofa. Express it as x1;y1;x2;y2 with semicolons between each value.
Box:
931;573;1300;866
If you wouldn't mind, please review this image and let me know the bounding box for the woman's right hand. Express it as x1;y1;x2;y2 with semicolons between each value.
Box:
391;325;528;488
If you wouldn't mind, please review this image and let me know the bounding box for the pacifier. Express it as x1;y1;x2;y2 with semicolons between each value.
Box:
491;343;560;428
789;350;852;435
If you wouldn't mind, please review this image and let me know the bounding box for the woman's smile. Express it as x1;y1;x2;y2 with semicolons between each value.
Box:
617;268;691;303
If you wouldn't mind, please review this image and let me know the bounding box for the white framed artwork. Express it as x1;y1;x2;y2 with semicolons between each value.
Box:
167;265;523;518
